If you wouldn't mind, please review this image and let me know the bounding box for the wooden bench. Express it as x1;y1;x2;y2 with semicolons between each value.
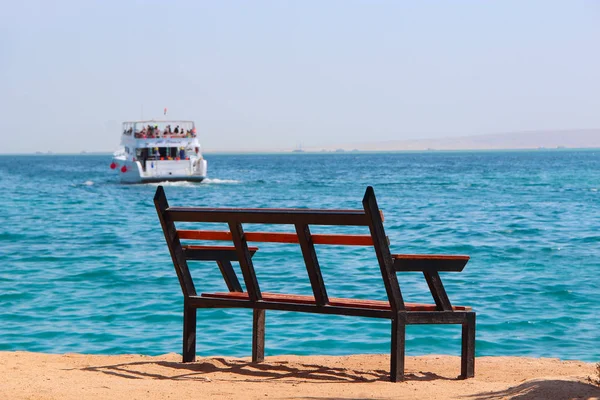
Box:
154;186;476;382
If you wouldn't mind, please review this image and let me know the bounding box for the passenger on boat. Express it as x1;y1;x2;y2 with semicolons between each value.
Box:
179;147;185;159
174;125;180;134
140;148;149;170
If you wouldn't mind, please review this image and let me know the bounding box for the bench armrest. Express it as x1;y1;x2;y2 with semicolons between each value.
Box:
183;245;258;261
392;254;469;272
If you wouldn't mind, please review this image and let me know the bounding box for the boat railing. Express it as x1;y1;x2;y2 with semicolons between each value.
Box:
132;133;196;139
143;155;192;161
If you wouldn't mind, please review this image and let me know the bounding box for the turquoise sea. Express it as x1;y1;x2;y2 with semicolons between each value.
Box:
0;151;598;362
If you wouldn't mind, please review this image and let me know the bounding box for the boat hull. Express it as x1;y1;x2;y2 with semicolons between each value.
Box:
135;175;206;184
112;158;208;184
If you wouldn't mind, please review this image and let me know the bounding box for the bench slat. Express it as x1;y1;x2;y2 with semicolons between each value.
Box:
392;254;470;272
201;292;472;311
178;230;374;246
217;260;243;293
229;222;262;301
184;245;260;252
295;223;329;305
167;208;371;226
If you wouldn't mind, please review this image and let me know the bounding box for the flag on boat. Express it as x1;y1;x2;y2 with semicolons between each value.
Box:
164;107;167;116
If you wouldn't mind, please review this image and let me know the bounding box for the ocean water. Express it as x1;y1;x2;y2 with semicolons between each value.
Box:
0;151;598;362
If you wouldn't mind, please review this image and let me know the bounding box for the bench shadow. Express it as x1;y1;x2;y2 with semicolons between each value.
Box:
80;357;458;383
463;378;600;400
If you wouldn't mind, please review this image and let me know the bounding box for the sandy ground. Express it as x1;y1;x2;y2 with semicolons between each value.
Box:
0;352;598;400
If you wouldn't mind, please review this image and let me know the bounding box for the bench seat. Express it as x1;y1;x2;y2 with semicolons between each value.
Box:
201;292;472;311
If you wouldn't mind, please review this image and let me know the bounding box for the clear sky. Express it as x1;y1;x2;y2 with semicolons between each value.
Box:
1;1;599;153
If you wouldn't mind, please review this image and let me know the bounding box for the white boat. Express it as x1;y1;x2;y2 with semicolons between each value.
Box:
111;120;208;184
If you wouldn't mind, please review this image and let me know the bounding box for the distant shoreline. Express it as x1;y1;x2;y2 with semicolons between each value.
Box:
1;147;599;156
3;129;600;155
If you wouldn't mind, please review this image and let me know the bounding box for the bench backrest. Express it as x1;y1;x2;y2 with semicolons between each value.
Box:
154;186;406;312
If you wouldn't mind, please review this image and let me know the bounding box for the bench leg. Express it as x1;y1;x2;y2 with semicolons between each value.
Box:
252;309;265;363
390;316;406;382
461;312;476;378
183;302;196;363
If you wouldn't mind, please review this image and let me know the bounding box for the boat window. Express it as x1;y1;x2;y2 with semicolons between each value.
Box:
140;147;189;160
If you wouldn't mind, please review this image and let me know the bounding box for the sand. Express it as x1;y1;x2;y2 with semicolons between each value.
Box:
0;352;598;400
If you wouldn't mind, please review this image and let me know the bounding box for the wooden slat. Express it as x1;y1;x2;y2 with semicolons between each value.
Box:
200;292;471;311
394;254;470;260
216;260;243;292
229;222;262;301
392;254;470;272
167;207;370;226
178;230;374;246
189;295;394;319
180;231;232;241
295;224;329;305
423;271;453;311
405;311;472;324
184;245;259;252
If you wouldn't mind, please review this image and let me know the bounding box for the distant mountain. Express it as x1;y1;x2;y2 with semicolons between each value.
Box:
307;129;600;152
